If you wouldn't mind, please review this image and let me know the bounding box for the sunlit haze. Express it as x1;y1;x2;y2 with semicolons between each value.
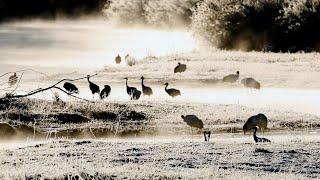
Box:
0;20;197;69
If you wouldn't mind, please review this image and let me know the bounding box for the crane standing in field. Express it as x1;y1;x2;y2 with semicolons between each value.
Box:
63;82;79;94
8;73;18;87
125;54;136;66
164;82;181;98
132;89;142;100
243;113;268;135
222;71;240;83
124;77;138;99
181;115;211;141
87;75;100;100
115;54;121;64
100;85;111;99
241;77;261;90
174;62;187;74
141;76;153;96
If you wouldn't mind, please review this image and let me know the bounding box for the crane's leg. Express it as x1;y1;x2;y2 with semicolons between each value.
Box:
33;122;36;139
191;127;193;140
191;127;195;147
89;127;96;139
204;131;211;142
204;131;207;142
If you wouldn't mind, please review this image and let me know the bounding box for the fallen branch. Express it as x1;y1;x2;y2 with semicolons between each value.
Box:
53;87;92;103
0;74;98;102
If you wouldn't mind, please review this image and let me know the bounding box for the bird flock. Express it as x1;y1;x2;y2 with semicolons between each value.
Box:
6;55;269;143
63;75;112;100
61;61;188;101
6;56;260;101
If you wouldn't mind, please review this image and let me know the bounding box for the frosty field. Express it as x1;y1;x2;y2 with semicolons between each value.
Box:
0;132;319;179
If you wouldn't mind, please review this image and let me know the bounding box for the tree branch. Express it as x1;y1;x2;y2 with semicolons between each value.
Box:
0;73;98;102
0;68;48;78
52;87;92;103
10;72;24;95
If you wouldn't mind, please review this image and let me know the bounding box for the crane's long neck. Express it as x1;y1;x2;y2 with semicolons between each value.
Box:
165;84;168;91
253;128;258;141
141;79;144;86
87;77;90;83
126;79;128;88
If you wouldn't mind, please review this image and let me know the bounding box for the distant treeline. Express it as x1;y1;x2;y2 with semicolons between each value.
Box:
106;0;320;52
0;0;110;21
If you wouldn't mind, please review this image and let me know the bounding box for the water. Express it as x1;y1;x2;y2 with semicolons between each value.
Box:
0;19;197;69
97;87;320;116
24;82;320;116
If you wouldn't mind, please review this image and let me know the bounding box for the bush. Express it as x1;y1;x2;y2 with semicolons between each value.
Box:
191;0;320;52
105;0;199;27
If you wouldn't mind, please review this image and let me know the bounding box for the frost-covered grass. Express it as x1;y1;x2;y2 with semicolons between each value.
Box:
91;51;320;88
0;98;152;139
0;132;319;179
7;50;320;90
0;97;319;140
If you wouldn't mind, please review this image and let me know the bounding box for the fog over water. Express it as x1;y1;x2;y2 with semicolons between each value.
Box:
19;81;320;116
0;19;197;69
